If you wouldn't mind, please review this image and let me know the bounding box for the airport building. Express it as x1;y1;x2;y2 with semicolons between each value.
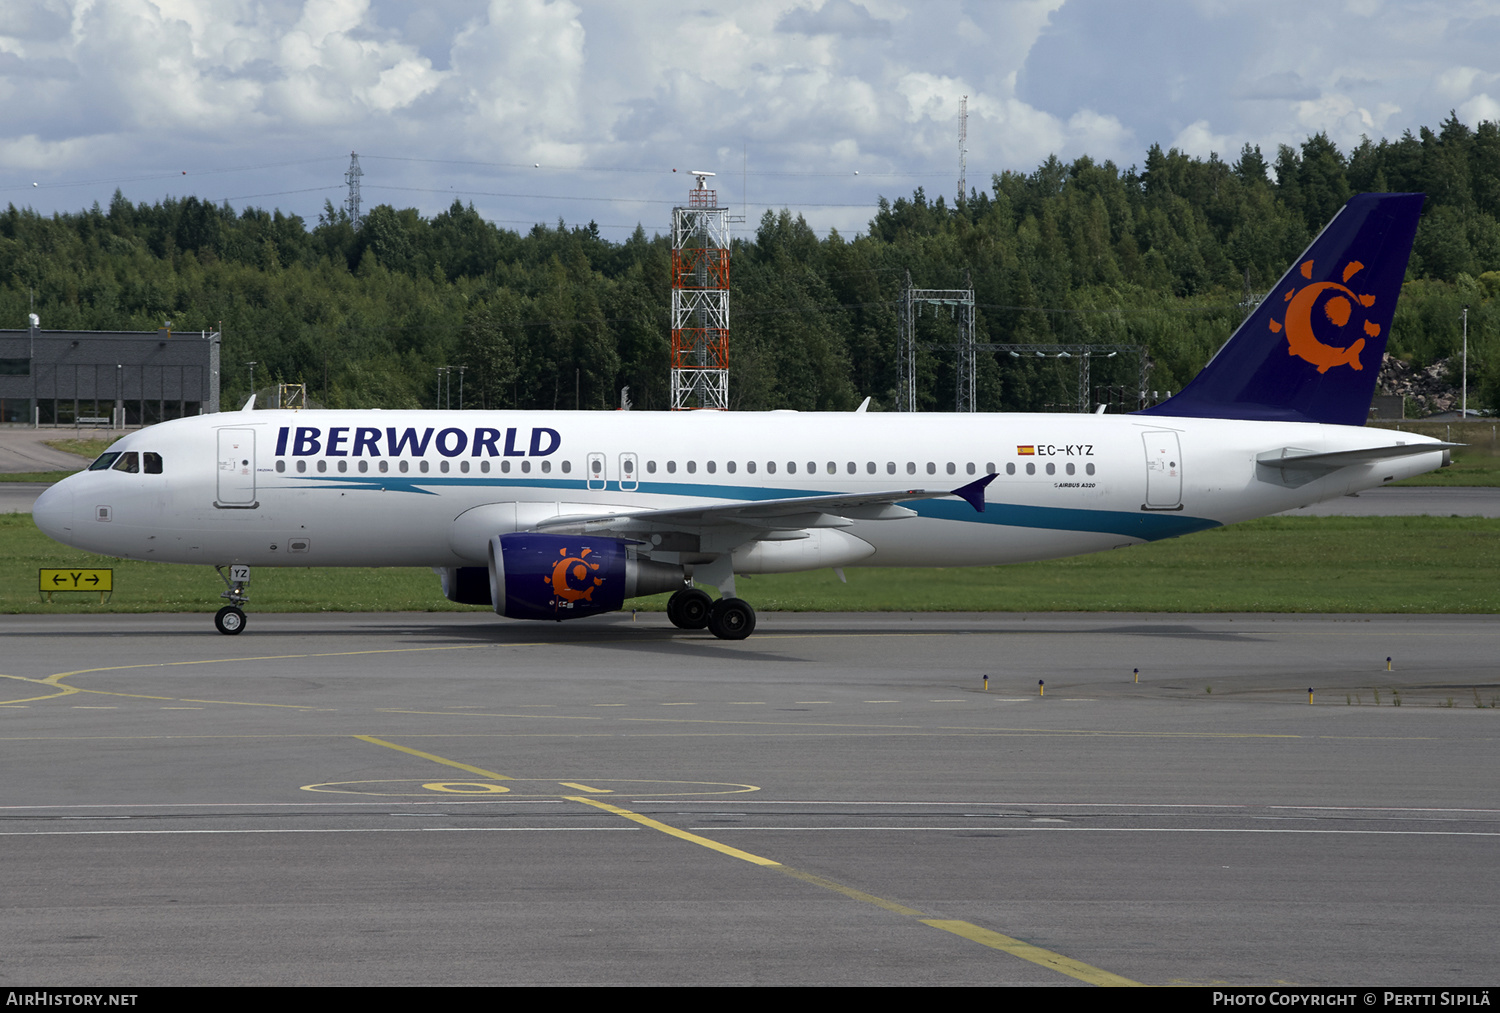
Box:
0;325;220;426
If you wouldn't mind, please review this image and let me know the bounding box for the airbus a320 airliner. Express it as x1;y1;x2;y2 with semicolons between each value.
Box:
32;193;1451;639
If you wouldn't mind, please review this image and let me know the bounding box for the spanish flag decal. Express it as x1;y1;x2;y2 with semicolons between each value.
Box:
1016;445;1036;456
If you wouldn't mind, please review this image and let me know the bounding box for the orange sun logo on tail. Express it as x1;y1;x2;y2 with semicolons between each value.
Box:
549;547;604;603
1268;259;1381;374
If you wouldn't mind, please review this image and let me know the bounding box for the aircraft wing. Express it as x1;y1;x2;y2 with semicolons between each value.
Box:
534;473;997;539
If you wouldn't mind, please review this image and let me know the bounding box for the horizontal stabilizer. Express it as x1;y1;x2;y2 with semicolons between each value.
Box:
1256;443;1459;470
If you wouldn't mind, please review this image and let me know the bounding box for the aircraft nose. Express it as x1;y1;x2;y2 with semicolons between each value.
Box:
31;481;74;542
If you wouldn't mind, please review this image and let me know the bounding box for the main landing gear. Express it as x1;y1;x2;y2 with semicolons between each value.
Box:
667;587;756;641
214;564;250;635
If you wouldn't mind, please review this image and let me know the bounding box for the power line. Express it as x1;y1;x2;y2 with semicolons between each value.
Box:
365;184;883;208
361;153;942;178
0;157;345;194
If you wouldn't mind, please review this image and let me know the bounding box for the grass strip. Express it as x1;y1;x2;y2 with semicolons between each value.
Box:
4;513;1497;615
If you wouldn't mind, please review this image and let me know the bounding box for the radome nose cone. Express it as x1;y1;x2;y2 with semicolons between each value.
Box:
31;482;73;542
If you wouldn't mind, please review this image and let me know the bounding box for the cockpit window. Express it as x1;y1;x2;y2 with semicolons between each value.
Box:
111;452;140;473
144;452;163;474
88;453;120;471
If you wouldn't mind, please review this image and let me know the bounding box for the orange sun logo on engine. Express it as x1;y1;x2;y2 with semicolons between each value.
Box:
549;546;604;603
1269;259;1381;374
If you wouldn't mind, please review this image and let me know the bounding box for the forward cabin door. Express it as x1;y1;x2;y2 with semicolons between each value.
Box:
1141;431;1183;510
216;428;257;508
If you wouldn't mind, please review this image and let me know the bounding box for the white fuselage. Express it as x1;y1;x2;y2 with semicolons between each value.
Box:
32;409;1448;574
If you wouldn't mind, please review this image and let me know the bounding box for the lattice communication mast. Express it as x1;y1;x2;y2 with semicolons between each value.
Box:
344;152;363;231
670;171;730;410
957;95;968;204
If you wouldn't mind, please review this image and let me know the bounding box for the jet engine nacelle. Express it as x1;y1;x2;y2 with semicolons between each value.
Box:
484;533;685;621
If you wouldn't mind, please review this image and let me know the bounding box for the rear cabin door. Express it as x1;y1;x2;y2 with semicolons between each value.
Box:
1141;431;1183;510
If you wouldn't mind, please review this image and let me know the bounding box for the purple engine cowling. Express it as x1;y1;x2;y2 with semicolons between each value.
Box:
473;533;685;621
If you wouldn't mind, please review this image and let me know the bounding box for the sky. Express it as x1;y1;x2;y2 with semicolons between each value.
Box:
2;0;1499;242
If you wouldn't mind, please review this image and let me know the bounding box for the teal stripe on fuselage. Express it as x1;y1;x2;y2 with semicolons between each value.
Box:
267;474;1218;542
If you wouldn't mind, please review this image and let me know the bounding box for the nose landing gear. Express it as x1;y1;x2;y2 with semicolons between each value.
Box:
214;564;250;635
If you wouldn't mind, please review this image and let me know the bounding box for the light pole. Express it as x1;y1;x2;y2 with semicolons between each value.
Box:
1462;305;1468;419
28;295;37;427
245;361;257;402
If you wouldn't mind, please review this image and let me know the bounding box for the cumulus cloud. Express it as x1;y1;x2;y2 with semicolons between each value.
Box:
1;0;1497;237
776;0;893;39
1235;72;1318;101
1459;93;1500;126
1173;120;1231;159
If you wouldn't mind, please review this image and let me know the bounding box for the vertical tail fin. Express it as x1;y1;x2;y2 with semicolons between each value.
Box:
1140;192;1424;426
